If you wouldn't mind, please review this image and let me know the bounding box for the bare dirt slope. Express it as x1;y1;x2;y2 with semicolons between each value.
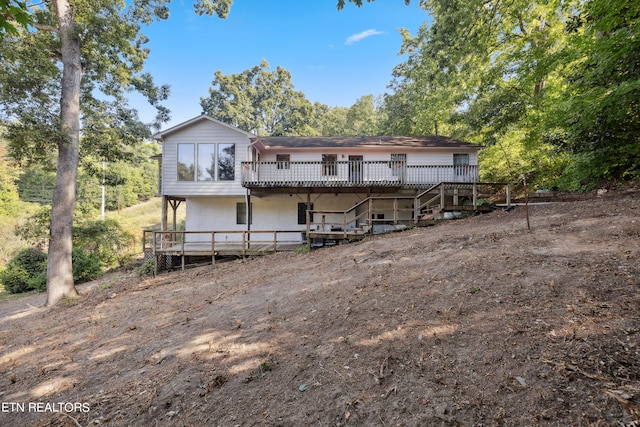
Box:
1;189;639;427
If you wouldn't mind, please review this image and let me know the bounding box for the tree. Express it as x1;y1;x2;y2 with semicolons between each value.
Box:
380;0;577;188
200;60;316;136
0;0;232;305
543;0;640;183
344;95;380;136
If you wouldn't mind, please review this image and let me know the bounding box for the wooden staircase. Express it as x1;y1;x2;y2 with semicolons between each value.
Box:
306;182;511;247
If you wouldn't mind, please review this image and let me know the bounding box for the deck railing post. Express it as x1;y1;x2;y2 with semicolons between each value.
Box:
242;231;246;258
273;231;277;253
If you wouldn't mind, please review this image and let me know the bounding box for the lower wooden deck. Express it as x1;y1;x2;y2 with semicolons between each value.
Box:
154;242;301;258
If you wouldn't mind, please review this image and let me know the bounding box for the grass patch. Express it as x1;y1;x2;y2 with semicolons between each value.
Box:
106;198;185;257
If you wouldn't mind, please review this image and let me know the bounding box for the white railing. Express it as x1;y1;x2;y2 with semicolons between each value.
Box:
241;161;478;188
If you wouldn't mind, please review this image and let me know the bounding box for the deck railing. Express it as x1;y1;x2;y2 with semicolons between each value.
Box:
143;229;305;273
241;161;478;188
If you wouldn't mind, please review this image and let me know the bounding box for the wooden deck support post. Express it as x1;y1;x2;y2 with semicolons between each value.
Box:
153;232;158;276
211;232;215;265
306;210;311;251
393;198;398;225
506;183;511;208
161;196;168;232
440;185;445;210
473;182;478;211
368;197;373;233
306;192;312;250
242;231;246;259
246;190;251;249
180;232;185;271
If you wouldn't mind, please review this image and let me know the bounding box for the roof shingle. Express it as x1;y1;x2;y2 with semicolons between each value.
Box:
251;135;477;149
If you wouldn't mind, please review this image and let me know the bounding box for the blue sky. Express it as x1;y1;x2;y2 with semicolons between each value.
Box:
134;0;428;129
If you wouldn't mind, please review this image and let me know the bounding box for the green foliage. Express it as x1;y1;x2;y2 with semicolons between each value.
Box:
200;60;316;136
382;0;639;188
294;245;310;254
0;247;47;293
16;164;55;203
344;95;381;136
336;0;410;10
73;219;135;269
71;248;101;284
7;216;135;291
0;143;20;215
0;0;31;38
201;61;384;137
479;130;571;190
15;206;50;247
136;258;155;276
542;0;640;181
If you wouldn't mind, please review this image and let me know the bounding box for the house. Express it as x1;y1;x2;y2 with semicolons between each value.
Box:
147;115;500;269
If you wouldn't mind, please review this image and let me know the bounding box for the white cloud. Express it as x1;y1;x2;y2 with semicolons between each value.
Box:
345;29;384;45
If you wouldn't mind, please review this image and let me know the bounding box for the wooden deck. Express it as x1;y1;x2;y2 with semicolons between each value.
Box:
306;229;368;242
143;230;305;273
145;182;511;274
155;241;301;257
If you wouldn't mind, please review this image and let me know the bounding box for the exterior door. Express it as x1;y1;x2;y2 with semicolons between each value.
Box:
390;153;407;183
349;155;363;183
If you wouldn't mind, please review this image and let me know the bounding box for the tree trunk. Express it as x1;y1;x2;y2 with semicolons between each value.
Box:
46;0;81;305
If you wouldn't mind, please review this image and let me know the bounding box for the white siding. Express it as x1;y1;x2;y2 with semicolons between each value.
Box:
184;193;371;242
259;150;478;165
162;120;252;197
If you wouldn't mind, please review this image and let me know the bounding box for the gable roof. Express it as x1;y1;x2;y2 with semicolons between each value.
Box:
152;115;255;140
251;135;479;150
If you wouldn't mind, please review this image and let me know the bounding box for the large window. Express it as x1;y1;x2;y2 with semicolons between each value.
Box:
236;202;252;224
390;153;406;177
297;202;314;225
218;144;235;181
322;154;337;176
276;154;290;170
177;144;195;181
177;143;235;182
197;144;216;181
453;153;469;175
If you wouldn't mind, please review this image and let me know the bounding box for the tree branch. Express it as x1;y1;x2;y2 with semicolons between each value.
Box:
32;21;58;32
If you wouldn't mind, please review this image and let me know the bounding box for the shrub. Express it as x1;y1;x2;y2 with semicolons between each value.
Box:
73;219;134;269
136;259;155;276
72;249;102;284
0;247;47;294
